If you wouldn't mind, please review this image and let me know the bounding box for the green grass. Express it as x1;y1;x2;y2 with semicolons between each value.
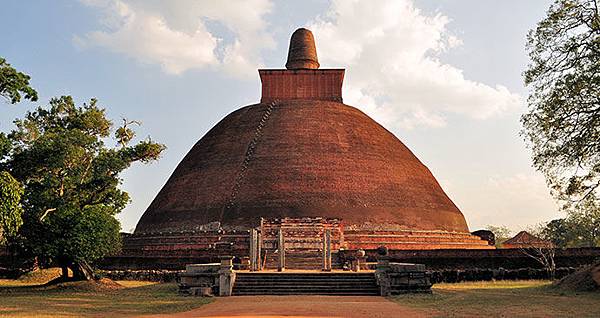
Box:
0;279;212;317
392;280;600;318
3;273;599;317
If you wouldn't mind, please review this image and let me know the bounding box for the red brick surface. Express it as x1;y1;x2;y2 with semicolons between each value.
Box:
135;100;469;234
259;69;344;103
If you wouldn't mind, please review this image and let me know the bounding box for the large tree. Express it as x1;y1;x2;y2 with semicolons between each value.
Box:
0;171;23;244
0;57;37;245
522;0;600;207
0;57;38;104
541;218;576;247
543;198;600;247
3;96;165;280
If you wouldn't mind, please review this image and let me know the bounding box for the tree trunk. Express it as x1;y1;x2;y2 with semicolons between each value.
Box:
61;265;69;280
70;261;94;281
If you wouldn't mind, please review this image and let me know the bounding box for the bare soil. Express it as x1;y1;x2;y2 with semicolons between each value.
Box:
141;295;426;318
554;262;600;292
47;278;125;292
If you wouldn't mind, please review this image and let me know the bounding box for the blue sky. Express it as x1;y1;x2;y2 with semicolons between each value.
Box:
1;0;557;234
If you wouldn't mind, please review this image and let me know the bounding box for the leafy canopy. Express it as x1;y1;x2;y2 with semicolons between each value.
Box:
0;56;36;243
543;198;600;247
0;171;23;243
0;57;38;104
3;96;165;271
485;225;513;246
522;0;600;208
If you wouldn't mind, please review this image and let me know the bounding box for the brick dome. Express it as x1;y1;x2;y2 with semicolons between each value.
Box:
135;99;470;234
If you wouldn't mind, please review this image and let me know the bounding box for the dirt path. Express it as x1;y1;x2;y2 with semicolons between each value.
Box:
142;295;429;318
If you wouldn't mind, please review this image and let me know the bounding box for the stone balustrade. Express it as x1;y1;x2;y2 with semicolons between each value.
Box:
375;256;432;295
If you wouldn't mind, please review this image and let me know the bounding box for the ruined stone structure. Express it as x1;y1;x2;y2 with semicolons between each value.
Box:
502;231;550;249
119;28;492;271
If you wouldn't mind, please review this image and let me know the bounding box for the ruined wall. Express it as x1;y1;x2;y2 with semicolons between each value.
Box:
98;247;600;272
381;247;600;270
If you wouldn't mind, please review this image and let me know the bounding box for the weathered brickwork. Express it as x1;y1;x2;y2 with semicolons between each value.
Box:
109;217;495;271
259;69;344;103
122;27;495;270
135;99;472;233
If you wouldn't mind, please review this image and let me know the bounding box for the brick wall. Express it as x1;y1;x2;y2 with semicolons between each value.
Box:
259;69;344;103
339;247;600;270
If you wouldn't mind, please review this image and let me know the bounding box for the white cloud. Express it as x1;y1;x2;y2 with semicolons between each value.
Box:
308;0;522;129
78;0;522;126
76;0;274;77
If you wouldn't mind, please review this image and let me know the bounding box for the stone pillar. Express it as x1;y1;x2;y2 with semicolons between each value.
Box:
322;230;327;271
249;229;257;271
322;229;332;271
218;256;236;296
257;229;262;271
278;228;285;272
375;256;391;296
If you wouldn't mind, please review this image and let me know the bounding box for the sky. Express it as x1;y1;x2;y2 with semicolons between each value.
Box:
1;0;558;234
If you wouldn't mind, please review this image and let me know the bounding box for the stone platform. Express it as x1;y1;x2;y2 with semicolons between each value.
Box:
119;218;493;271
178;257;431;297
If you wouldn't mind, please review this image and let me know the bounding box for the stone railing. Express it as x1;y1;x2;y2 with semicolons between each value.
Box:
178;256;236;296
375;256;432;295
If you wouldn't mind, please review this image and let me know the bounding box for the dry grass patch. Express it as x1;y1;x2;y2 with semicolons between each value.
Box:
0;278;211;317
392;280;600;318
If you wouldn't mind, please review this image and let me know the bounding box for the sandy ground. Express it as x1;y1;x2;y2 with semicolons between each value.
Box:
142;295;428;318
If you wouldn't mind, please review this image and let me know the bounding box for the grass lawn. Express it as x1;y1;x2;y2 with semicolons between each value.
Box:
0;274;212;317
392;280;600;318
3;271;599;317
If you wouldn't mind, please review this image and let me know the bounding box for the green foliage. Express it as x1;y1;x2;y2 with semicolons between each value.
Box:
541;218;575;247
0;171;23;243
3;96;165;272
521;0;600;207
566;198;600;246
541;198;600;247
32;206;121;264
0;57;38;104
0;133;11;160
485;225;513;246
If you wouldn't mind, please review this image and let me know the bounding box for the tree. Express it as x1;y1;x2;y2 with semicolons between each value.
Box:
0;56;35;244
521;0;600;208
567;198;600;246
541;199;600;247
485;225;513;247
0;57;38;104
0;171;23;244
520;239;557;280
3;96;165;280
542;218;576;247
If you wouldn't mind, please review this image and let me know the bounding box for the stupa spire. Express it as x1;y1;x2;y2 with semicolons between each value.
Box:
285;28;320;70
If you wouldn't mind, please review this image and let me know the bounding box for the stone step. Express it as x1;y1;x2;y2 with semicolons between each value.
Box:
234;285;378;289
232;272;379;296
236;277;376;281
237;274;373;277
235;280;376;285
233;291;380;295
233;287;379;291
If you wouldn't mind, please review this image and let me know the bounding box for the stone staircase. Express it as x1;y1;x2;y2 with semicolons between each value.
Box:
232;272;380;295
262;250;340;270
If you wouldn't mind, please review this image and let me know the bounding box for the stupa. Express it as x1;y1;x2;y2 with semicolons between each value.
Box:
122;28;492;270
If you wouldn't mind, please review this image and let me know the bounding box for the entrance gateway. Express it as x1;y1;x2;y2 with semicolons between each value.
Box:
178;217;433;296
249;218;339;271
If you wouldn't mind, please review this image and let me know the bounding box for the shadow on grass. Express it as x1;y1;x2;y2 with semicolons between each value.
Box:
392;281;600;318
0;282;213;317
